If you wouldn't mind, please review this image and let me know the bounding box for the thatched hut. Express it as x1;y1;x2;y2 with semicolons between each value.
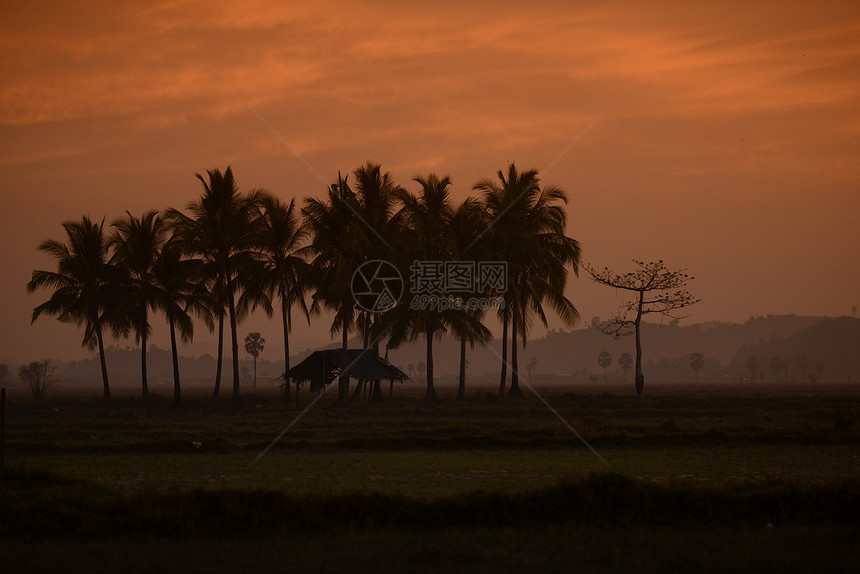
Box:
286;349;410;394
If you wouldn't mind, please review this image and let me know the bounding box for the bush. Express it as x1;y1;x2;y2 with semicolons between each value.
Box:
18;360;57;399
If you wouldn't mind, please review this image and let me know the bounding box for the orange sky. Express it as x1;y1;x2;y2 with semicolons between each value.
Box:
1;0;859;364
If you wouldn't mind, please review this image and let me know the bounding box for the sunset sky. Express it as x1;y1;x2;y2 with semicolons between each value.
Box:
1;0;858;364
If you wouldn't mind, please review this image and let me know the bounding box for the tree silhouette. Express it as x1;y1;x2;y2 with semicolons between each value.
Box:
796;355;809;383
377;174;487;402
303;172;370;403
166;166;271;402
746;356;760;383
27;216;118;397
813;361;825;383
586;260;699;398
18;360;57;399
769;356;785;383
450;196;492;400
149;237;211;407
244;332;265;389
597;351;611;382
526;356;538;380
108;210;168;397
618;352;633;384
0;363;7;384
245;196;310;402
473;163;580;397
690;352;705;383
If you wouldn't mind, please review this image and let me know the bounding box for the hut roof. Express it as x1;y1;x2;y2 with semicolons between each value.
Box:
287;349;410;392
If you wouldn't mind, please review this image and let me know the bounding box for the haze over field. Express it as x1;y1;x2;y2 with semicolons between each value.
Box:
2;0;858;364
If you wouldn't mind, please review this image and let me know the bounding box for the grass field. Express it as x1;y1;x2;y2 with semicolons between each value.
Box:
2;382;859;572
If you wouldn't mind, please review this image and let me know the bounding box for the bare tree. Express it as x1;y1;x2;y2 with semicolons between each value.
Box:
18;360;57;399
586;260;700;398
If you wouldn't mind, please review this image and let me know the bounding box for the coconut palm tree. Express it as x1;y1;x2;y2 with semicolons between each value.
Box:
242;196;310;402
27;216;117;397
108;210;168;397
353;162;404;402
450;197;492;399
473;163;580;397
302;172;368;403
151;238;210;407
166;166;271;402
376;174;490;402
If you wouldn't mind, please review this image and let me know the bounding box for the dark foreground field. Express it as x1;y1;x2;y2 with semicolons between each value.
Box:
2;383;859;573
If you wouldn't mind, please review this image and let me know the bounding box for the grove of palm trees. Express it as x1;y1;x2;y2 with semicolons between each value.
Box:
27;161;581;405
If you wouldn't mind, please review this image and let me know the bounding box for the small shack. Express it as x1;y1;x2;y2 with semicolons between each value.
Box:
287;349;410;394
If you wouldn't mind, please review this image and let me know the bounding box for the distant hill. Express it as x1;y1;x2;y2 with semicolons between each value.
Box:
385;313;828;380
42;314;859;390
726;316;860;384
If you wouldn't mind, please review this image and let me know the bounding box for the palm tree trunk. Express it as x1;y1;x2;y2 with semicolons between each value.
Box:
95;320;110;398
282;295;291;402
425;327;439;402
225;266;241;403
212;315;224;397
169;315;181;408
338;317;349;403
509;309;523;397
499;309;508;396
140;329;149;397
458;337;466;400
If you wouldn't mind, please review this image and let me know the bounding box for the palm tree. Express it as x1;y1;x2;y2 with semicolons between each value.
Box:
244;196;310;402
473;163;581;397
244;332;265;389
450;197;492;400
151;238;208;407
304;164;402;403
166;166;271;402
27;216;117;397
152;238;208;407
302;172;368;403
618;352;633;384
598;351;612;382
379;174;456;402
108;210;168;397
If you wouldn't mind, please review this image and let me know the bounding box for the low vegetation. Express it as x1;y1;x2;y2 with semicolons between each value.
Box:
1;385;858;572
